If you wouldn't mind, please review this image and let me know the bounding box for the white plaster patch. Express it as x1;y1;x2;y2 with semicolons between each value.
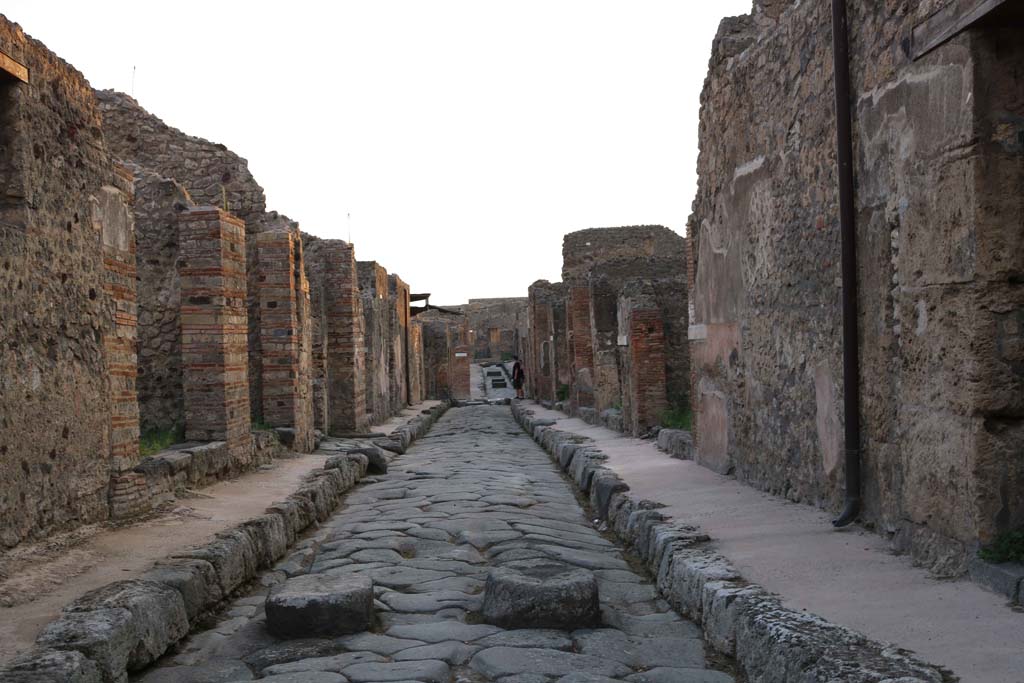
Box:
915;299;928;336
733;155;765;180
814;363;841;478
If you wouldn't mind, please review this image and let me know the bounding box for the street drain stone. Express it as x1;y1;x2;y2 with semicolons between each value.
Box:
266;574;373;638
481;563;600;629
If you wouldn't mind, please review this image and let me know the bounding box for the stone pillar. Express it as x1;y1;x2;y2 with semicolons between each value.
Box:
389;275;411;412
358;262;390;425
451;345;471;400
178;207;252;458
320;241;368;434
408;319;425;404
256;228;315;452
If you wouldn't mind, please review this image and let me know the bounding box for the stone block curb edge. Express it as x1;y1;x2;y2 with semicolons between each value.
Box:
0;402;451;683
511;401;955;683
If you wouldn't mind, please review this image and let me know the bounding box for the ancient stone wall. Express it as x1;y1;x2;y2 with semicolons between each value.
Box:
462;297;527;362
0;16;141;548
132;168;191;433
96;90;266;227
420;313;469;400
689;0;1023;573
358;261;391;425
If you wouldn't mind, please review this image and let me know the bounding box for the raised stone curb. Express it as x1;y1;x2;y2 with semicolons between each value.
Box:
0;402;450;683
655;429;694;460
511;401;951;683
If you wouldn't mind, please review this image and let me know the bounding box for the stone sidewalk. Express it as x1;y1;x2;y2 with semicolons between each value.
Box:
521;401;1024;683
135;406;735;683
0;403;441;668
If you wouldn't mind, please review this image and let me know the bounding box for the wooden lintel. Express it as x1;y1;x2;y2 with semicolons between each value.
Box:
911;0;1010;60
0;49;28;83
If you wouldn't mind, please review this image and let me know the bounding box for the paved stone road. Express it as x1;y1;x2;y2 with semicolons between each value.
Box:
139;406;734;683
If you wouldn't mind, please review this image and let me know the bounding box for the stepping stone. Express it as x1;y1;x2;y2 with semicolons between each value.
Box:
266;574;373;639
482;564;600;629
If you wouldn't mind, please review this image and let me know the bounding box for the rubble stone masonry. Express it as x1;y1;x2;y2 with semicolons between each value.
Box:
0;17;138;547
689;0;1023;573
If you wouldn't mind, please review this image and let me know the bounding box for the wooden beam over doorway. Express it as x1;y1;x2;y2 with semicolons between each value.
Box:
0;49;28;83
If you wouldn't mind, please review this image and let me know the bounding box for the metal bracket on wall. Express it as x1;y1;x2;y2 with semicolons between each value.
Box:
911;0;1017;60
0;49;28;83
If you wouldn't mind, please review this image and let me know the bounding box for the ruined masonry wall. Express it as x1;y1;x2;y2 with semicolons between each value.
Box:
132;168;192;433
0;16;137;548
689;0;1024;573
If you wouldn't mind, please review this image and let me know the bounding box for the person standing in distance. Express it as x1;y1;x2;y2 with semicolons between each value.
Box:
511;356;525;399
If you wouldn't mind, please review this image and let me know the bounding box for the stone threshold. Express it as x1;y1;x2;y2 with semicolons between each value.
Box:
512;401;954;683
0;403;450;683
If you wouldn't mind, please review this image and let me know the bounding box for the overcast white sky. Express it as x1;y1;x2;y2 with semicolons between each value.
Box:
5;1;750;303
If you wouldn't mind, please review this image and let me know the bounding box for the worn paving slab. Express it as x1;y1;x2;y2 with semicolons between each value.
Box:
135;406;733;682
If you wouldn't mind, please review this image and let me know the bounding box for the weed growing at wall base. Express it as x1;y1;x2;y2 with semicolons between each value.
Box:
979;528;1024;564
660;406;693;431
139;426;185;457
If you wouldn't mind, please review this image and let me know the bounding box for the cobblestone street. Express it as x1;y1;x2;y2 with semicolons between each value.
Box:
140;406;733;683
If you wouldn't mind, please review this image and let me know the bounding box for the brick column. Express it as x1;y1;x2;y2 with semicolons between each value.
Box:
178;208;252;458
256;229;315;452
569;284;595;409
624;309;667;435
97;172;145;521
96;179;140;472
451;345;471;400
320;241;368;433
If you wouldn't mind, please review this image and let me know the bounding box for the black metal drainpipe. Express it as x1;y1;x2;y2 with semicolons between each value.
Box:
831;0;862;528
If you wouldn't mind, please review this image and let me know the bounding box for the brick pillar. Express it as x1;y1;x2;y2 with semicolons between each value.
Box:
96;179;140;472
178;208;252;458
97;171;145;521
569;284;595;409
626;310;667;435
321;241;368;434
451;345;471;400
256;229;315;452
